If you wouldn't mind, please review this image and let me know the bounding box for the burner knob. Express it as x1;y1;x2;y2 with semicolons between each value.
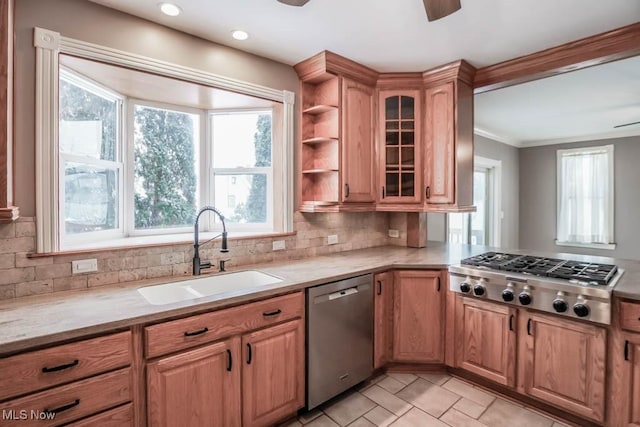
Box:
553;299;568;313
573;303;590;317
519;293;532;305
460;281;471;293
473;285;486;296
502;289;514;302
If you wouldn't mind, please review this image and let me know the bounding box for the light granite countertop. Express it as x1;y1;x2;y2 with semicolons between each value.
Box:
0;242;638;355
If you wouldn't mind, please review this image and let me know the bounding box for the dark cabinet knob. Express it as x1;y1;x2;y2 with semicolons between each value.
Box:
553;299;568;313
460;282;471;293
573;303;590;317
502;290;514;302
473;285;485;296
519;293;532;305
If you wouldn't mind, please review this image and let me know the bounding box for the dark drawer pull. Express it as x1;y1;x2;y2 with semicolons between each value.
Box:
377;280;382;296
527;319;532;335
42;359;79;373
44;399;80;415
263;309;282;317
625;340;630;361
247;343;252;365
437;277;441;292
184;327;209;337
509;315;514;331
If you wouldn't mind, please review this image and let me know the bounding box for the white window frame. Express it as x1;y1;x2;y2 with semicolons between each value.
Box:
555;145;615;250
58;67;125;247
209;109;276;232
33;27;295;253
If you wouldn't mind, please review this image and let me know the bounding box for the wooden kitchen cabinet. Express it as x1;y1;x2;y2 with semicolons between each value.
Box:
374;271;394;369
378;90;422;204
423;62;475;211
341;77;375;204
455;297;517;387
242;320;304;427
393;270;444;363
521;312;606;423
610;332;640;427
295;51;378;212
146;338;241;427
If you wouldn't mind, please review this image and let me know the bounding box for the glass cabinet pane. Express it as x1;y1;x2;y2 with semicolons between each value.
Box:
383;94;417;199
400;96;414;119
385;97;399;120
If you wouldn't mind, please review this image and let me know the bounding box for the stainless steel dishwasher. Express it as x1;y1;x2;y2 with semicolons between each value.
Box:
306;274;373;409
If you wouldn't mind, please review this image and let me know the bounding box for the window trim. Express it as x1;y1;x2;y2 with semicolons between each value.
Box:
555;144;615;249
33;27;295;253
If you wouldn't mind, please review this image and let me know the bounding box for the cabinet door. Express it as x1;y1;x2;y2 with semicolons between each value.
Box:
341;77;375;203
424;82;455;204
393;270;444;363
242;320;305;427
147;338;241;427
522;313;606;423
374;271;394;369
456;298;516;387
378;90;421;204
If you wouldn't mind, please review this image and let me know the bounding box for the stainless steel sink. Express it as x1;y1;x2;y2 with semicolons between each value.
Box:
137;270;284;305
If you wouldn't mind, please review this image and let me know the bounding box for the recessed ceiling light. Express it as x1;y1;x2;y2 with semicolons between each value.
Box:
159;3;181;16
231;30;249;41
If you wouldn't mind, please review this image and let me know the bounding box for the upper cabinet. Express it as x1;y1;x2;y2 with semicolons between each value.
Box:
294;51;476;213
295;51;378;212
423;61;475;211
378;90;422;204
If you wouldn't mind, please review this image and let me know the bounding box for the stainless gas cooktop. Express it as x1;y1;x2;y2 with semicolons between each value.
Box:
448;252;624;325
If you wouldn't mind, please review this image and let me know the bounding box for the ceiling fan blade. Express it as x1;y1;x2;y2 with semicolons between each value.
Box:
423;0;461;21
277;0;311;6
614;121;640;128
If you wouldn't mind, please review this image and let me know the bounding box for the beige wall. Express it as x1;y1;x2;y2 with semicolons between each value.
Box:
14;0;299;215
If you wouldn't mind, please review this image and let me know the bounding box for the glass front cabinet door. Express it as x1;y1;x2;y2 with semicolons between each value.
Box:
378;90;422;204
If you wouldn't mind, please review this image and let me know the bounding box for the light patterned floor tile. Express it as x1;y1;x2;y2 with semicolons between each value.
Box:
552;423;570;427
348;418;377;427
377;376;407;394
279;419;302;427
442;378;496;407
452;397;488;419
417;372;451;386
322;392;377;426
307;415;340;427
362;385;413;416
389;407;449;427
479;398;554;427
386;372;418;385
363;406;397;427
395;378;460;418
299;408;323;424
440;408;488;427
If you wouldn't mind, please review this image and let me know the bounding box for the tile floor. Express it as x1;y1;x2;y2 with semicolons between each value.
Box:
281;372;571;427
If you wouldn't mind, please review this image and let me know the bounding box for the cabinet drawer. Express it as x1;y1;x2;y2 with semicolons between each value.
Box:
0;331;131;400
620;301;640;333
0;368;131;427
66;403;133;427
145;292;304;358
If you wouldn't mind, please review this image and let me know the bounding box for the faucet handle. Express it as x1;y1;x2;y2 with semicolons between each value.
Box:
219;258;231;272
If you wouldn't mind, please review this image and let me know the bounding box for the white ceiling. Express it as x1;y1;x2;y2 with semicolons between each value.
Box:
475;56;640;147
87;0;640;146
88;0;640;72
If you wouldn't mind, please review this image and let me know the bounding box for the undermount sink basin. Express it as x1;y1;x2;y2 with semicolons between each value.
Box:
137;270;284;305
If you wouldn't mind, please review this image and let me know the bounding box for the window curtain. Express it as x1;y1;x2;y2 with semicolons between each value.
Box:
557;148;613;244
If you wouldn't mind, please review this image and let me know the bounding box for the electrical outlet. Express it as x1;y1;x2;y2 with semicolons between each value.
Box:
327;234;338;245
72;258;98;274
272;240;286;251
388;229;400;238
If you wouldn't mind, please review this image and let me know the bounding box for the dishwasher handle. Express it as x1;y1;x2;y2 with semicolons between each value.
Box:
328;287;358;300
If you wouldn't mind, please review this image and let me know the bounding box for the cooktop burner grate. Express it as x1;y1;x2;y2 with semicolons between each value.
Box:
461;252;618;286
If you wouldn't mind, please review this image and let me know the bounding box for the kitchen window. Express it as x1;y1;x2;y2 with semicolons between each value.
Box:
34;31;294;253
556;145;615;249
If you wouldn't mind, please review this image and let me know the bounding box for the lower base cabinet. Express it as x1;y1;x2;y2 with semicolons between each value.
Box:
456;298;517;387
147;319;304;427
609;331;640;427
242;320;305;427
147;338;241;427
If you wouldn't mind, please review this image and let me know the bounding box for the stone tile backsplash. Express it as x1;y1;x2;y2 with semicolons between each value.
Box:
0;212;390;300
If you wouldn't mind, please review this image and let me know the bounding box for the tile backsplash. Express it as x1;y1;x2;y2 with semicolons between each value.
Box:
0;212;390;300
